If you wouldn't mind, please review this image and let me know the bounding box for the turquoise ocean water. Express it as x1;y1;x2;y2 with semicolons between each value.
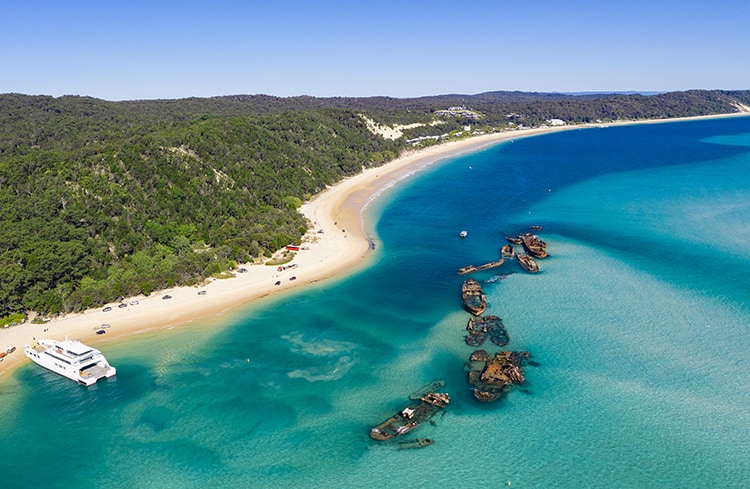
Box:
2;117;749;488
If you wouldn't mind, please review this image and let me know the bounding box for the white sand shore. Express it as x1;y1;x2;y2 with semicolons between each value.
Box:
1;113;747;380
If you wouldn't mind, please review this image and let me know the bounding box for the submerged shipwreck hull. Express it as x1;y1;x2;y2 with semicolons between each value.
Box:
462;278;487;315
369;392;450;441
520;233;548;258
393;438;434;450
516;253;540;273
465;315;509;347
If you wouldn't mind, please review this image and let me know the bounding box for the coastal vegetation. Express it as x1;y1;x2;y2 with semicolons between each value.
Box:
1;89;748;318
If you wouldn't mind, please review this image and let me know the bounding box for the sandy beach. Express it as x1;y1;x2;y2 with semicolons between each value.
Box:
1;113;747;380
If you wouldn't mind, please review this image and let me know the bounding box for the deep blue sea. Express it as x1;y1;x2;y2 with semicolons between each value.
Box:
2;117;749;488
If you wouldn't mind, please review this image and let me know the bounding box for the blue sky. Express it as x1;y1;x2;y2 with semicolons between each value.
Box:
2;0;749;100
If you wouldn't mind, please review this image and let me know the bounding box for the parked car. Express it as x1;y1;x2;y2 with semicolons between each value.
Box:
130;300;139;305
274;281;281;286
118;303;127;308
96;329;106;335
289;276;297;281
197;290;207;295
162;294;172;300
102;306;112;312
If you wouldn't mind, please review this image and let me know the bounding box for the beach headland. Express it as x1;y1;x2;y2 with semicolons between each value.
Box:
2;113;747;381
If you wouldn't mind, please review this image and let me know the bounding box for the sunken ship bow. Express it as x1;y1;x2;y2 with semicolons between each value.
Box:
461;278;487;316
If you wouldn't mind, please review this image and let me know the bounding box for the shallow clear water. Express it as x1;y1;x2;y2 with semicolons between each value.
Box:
2;117;749;488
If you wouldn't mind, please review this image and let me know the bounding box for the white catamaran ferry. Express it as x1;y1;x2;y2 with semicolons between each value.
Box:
24;338;116;386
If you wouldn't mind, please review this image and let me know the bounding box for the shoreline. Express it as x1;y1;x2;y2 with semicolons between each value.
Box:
2;112;748;381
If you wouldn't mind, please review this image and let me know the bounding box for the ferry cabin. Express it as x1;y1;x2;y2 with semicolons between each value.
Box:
25;340;116;386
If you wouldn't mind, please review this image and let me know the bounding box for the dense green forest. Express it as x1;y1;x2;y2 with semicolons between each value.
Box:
1;89;748;319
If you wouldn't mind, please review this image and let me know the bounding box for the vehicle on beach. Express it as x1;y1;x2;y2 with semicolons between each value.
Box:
0;346;15;360
130;300;139;305
102;306;112;312
24;338;116;386
289;276;296;281
197;290;207;295
118;303;127;308
96;330;106;335
274;281;281;286
162;294;172;300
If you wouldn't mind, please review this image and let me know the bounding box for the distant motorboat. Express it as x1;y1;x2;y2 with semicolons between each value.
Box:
459;230;467;238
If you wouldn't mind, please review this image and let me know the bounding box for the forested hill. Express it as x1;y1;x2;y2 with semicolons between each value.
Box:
1;89;748;319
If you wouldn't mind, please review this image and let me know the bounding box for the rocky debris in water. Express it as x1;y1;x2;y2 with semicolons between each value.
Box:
466;350;530;403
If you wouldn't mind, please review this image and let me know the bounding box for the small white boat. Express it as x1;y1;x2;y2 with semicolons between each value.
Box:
459;230;468;238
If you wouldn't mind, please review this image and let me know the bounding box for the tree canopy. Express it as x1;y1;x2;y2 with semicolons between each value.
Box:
1;89;748;317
